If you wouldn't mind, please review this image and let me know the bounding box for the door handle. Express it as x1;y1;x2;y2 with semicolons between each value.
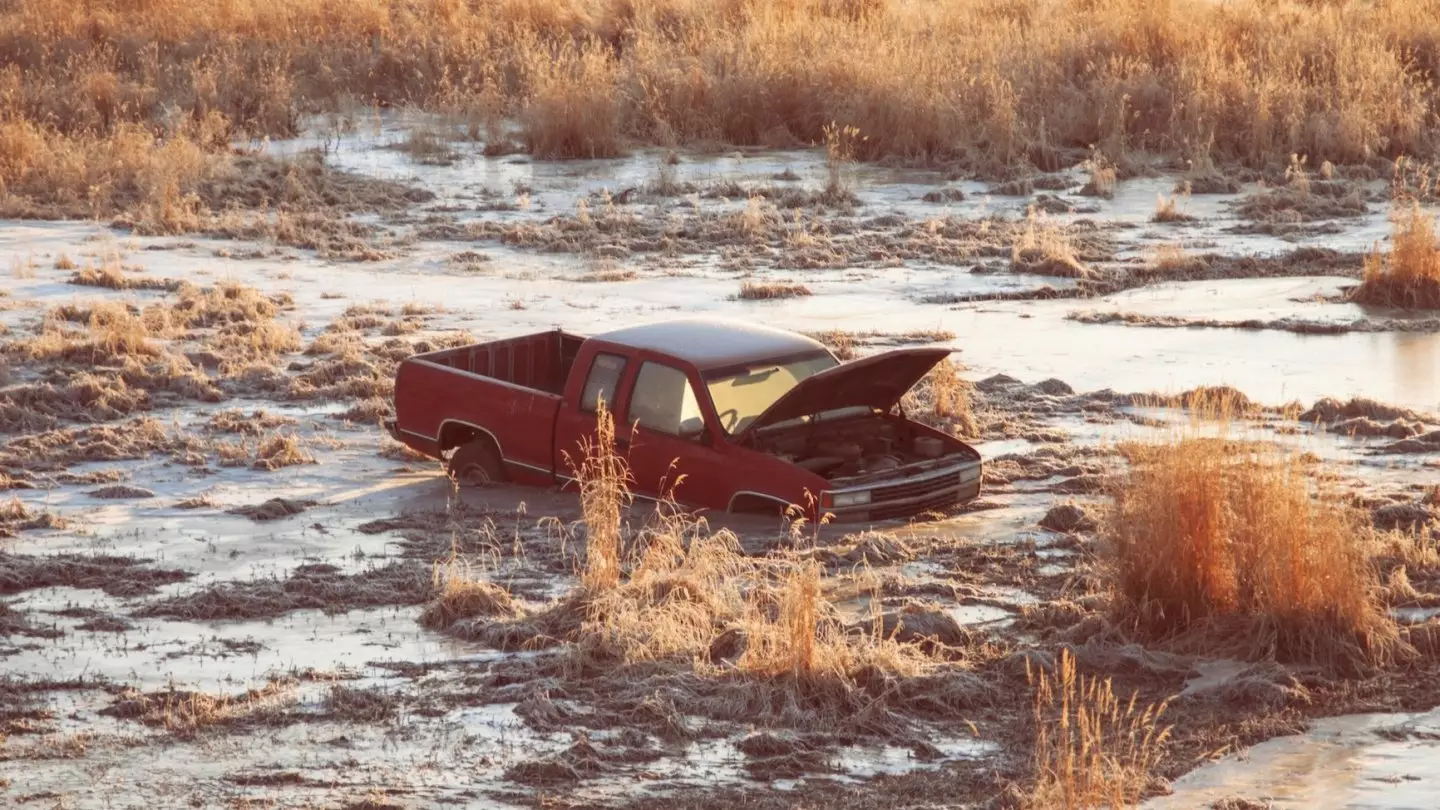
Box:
615;438;631;450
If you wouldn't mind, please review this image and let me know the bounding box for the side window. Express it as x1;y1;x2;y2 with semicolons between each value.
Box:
580;353;627;413
630;362;705;437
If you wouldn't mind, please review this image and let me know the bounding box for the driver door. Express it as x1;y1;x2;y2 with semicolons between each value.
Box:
618;360;726;512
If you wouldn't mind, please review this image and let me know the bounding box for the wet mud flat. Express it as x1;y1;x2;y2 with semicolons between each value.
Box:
0;121;1439;808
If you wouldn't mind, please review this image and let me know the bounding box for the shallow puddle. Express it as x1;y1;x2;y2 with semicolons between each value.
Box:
1147;707;1440;810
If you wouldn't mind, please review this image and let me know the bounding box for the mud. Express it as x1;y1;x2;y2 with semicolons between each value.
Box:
0;118;1438;809
136;561;434;621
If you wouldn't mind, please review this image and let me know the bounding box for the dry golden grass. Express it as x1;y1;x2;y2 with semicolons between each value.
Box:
5;0;1438;180
738;280;812;300
115;680;298;739
568;401;629;594
1013;210;1091;278
421;556;520;629
902;358;979;438
1351;202;1440;309
1027;649;1172;810
1107;403;1401;670
1151;193;1193;223
252;433;315;470
549;402;934;683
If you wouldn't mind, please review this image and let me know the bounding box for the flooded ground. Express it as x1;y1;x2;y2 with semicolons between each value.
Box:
1;114;1438;808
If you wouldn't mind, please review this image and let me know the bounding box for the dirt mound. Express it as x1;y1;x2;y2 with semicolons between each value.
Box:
1039;503;1098;533
873;606;970;647
87;484;156;499
197;152;433;213
1327;417;1425;439
227;498;317;521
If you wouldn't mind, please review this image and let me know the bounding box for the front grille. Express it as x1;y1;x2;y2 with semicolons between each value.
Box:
872;469;962;503
864;478;981;522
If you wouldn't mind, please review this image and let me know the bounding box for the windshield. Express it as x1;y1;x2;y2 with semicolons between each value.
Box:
706;353;839;434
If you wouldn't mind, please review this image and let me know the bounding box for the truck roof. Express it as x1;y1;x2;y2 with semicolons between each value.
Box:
593;317;830;373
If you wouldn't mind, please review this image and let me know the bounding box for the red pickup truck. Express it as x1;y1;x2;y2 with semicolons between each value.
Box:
386;318;982;523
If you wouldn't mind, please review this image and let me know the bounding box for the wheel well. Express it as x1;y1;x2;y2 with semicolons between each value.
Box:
728;493;791;516
438;423;499;458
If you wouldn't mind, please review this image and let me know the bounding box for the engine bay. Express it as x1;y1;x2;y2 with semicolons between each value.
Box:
753;414;975;482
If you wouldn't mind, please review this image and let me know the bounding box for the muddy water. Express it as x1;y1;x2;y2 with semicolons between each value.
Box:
3;113;1440;805
1147;707;1440;810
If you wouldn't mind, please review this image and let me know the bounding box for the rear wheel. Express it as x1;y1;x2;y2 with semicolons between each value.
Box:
446;440;506;487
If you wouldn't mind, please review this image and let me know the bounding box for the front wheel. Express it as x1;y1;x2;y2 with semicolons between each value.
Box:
446;440;506;487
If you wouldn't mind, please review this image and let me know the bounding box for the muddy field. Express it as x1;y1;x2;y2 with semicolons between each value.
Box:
1;116;1439;810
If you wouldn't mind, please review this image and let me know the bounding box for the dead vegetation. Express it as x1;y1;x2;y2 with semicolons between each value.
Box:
252;433;316;471
68;257;179;291
0;281;313;435
737;281;813;301
1012;210;1093;279
420;556;520;630
1350;202;1440;309
100;680;298;739
902;359;979;439
136;562;433;621
1234;167;1369;233
5;0;1437;178
806;328;955;360
1027;649;1171;809
420;405;973;747
0;551;190;597
1107;402;1402;672
0;418;205;472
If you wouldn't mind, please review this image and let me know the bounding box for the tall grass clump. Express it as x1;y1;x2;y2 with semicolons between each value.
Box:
568;399;629;593
1107;399;1400;670
1027;649;1172;810
1350;202;1440;309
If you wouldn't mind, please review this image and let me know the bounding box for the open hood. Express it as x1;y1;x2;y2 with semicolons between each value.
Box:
741;347;952;436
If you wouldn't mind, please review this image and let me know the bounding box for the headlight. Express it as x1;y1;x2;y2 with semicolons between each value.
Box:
830;490;872;508
959;465;982;484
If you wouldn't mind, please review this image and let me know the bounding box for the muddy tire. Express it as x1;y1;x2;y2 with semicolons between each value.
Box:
447;440;505;487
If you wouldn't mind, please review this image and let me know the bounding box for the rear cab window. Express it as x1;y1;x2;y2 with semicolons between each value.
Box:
629;362;706;438
580;352;627;413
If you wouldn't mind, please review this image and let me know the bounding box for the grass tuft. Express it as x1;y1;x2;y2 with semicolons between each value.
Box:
1027;648;1172;809
1350;202;1440;309
738;281;813;301
1107;399;1402;671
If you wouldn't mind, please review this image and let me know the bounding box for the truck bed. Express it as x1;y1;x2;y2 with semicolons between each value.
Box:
411;330;585;395
390;329;585;482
